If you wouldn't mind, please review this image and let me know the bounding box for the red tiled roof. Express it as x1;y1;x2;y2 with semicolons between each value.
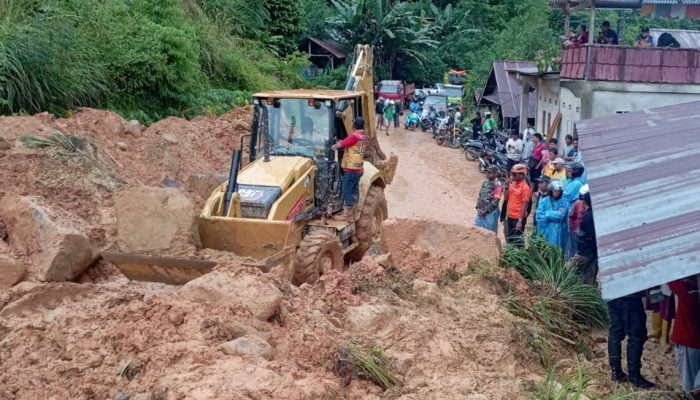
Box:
561;44;700;84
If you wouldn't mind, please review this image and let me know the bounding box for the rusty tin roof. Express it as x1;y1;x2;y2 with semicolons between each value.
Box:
575;100;700;300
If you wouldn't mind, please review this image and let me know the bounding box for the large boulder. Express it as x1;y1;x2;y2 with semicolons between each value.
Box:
221;335;274;360
0;194;93;282
114;187;199;254
180;271;283;321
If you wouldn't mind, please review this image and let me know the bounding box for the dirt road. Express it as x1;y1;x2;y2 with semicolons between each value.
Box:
379;126;483;225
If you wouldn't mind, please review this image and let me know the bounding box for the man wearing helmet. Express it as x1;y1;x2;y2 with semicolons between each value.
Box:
383;100;396;136
333;117;368;219
535;180;569;249
483;111;496;134
502;163;532;245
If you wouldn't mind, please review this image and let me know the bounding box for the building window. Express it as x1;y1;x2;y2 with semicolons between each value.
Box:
562;102;566;108
547;112;552;133
555;100;558;106
576;107;580;113
569;104;572;110
549;98;552;104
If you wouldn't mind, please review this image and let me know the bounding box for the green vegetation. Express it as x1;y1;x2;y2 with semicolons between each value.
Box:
503;238;608;343
0;0;306;122
342;345;399;389
4;0;700;120
528;362;689;400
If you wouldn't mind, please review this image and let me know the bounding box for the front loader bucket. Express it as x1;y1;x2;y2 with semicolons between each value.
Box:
102;252;216;285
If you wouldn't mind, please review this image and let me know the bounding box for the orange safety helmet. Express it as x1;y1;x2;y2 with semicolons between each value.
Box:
511;163;528;174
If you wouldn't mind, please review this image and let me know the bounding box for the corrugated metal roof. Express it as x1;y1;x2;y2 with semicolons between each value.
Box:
478;61;537;119
302;37;347;59
650;28;700;48
561;44;700;84
575;100;700;300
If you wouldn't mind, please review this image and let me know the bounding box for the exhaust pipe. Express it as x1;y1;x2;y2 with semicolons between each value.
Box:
224;149;241;215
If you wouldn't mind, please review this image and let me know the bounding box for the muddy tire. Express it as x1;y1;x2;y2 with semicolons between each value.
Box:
436;136;445;146
292;230;343;286
347;186;387;262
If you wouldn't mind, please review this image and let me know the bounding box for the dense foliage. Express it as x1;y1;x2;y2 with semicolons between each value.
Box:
0;0;306;122
3;0;699;120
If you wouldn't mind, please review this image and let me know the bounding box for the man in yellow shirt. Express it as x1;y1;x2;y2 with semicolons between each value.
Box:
544;157;567;180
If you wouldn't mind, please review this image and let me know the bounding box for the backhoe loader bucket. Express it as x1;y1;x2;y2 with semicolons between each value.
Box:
102;252;216;285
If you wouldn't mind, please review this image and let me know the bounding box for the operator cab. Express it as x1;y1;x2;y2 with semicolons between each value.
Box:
250;90;365;163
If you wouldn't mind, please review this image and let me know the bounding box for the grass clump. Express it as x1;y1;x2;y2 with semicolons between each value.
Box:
502;238;608;343
337;344;399;389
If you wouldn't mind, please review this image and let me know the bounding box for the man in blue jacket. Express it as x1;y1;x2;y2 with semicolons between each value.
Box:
535;180;569;250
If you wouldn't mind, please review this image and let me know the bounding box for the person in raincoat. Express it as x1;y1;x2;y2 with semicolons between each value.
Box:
535;180;569;249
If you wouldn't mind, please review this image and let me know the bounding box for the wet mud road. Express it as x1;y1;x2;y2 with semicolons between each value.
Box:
378;126;484;226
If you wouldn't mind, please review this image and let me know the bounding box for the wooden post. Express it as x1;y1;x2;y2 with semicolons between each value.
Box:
564;0;571;34
588;3;596;44
617;10;625;42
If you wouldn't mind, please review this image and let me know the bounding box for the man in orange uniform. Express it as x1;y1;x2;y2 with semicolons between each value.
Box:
502;163;532;246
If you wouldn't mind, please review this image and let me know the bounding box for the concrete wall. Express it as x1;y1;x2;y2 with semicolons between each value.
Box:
559;87;581;141
535;79;559;136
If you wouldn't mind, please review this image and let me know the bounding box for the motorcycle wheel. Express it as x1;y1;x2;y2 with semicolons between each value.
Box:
436;136;445;146
465;148;479;161
448;136;462;149
478;162;487;174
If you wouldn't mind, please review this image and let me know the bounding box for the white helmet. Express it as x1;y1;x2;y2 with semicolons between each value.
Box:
389;100;395;105
547;180;564;191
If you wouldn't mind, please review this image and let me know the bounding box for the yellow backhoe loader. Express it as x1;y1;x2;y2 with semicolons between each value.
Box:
104;45;397;285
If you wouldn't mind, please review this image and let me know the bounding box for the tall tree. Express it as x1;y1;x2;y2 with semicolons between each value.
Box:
264;0;305;55
328;0;438;79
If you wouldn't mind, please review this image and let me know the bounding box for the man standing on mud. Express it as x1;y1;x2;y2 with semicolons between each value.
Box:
502;163;531;246
474;165;503;234
333;117;367;220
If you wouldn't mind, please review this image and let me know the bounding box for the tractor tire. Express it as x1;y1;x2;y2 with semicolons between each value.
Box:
347;186;387;262
293;230;343;286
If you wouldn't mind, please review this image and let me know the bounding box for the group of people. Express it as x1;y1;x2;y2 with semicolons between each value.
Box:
474;125;700;395
375;98;399;135
562;21;682;49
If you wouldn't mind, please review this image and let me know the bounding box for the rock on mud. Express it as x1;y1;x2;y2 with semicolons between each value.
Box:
0;244;26;289
345;303;396;332
0;137;11;151
114;187;200;253
221;335;274;360
180;271;282;321
0;194;93;282
187;173;227;200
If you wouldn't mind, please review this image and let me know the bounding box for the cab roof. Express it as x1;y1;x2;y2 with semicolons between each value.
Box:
253;89;365;101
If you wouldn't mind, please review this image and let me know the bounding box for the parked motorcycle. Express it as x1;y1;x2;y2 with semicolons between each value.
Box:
478;148;509;176
436;124;467;149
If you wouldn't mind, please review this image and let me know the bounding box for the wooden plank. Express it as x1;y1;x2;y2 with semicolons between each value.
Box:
546;112;562;145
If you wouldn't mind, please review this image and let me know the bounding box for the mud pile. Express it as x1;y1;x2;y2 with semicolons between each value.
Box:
0;218;541;400
0;107;251;250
